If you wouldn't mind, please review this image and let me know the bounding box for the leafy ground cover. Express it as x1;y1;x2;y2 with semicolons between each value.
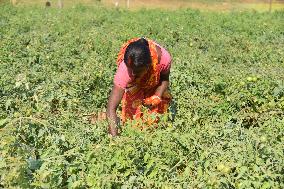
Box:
0;4;283;188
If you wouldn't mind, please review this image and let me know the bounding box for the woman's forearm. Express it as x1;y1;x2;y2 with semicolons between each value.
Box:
155;80;169;97
107;109;119;136
106;85;125;136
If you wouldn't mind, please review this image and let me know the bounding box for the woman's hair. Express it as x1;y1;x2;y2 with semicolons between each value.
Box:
124;38;151;68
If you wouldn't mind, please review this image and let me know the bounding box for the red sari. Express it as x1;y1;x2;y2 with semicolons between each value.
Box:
116;38;172;126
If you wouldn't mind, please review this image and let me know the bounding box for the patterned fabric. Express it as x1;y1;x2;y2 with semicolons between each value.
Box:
116;38;172;126
121;87;172;125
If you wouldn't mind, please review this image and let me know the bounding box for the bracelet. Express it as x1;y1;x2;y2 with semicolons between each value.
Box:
153;95;161;100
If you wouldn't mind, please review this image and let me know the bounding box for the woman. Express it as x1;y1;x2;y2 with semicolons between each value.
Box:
107;37;172;137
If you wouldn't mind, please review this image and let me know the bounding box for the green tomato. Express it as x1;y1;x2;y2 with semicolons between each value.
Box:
14;112;21;118
280;101;284;107
26;109;32;116
217;163;231;174
240;81;245;86
252;77;257;82
236;182;244;189
163;185;173;189
268;101;276;108
192;116;199;122
222;166;231;174
260;136;267;143
208;176;219;186
247;77;253;82
217;163;225;171
261;182;270;189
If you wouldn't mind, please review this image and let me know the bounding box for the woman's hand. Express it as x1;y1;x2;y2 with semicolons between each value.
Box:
107;84;125;137
143;95;162;106
108;123;118;136
156;71;170;96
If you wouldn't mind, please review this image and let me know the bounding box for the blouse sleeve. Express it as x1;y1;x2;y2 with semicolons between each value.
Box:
113;61;132;89
159;47;172;74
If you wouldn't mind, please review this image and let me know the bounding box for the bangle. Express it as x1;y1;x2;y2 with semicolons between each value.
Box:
153;95;161;100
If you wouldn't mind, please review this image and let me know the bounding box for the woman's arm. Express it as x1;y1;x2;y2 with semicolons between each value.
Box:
155;70;170;97
107;84;125;137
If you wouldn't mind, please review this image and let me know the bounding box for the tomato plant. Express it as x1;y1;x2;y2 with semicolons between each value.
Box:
0;3;283;188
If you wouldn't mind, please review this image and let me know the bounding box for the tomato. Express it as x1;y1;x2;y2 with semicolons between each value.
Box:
235;182;244;189
260;136;267;143
217;163;225;171
240;81;245;86
261;182;271;189
222;166;231;174
246;77;253;82
217;163;231;174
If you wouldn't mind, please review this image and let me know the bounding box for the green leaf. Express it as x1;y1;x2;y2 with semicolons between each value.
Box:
0;118;8;128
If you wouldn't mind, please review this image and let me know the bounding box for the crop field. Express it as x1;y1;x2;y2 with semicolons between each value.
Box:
5;0;284;11
0;3;284;189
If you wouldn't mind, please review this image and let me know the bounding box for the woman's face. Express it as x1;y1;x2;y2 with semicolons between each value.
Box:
127;64;149;78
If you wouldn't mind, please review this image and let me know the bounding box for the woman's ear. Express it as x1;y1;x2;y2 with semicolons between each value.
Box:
127;57;132;67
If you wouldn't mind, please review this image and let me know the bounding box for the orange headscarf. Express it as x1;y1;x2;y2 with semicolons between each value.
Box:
116;37;160;90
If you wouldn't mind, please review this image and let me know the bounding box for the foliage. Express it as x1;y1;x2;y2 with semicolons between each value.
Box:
0;4;284;188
